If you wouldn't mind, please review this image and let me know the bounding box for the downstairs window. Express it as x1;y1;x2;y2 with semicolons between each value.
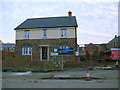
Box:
22;47;32;55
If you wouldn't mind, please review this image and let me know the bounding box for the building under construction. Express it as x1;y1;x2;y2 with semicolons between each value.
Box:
2;11;79;70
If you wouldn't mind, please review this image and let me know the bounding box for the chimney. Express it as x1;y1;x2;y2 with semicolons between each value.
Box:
68;10;72;16
115;35;117;38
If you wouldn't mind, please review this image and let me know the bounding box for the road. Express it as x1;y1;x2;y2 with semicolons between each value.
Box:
2;69;119;88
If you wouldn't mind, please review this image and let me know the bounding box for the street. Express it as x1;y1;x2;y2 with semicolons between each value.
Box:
2;69;118;88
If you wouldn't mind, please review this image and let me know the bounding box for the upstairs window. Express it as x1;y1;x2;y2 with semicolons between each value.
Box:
25;31;29;39
61;30;67;38
43;30;47;37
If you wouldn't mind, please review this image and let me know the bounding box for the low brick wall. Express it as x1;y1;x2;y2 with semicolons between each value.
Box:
2;55;63;70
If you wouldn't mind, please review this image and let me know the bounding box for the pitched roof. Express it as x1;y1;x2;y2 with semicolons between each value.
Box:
14;16;78;30
108;36;120;44
1;43;15;47
85;44;100;47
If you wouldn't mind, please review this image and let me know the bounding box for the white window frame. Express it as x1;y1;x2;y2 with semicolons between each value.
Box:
59;47;69;49
25;31;29;39
61;30;67;38
10;47;14;52
22;47;32;55
43;30;47;37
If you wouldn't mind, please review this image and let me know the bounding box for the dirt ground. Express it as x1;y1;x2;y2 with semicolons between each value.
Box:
1;69;119;88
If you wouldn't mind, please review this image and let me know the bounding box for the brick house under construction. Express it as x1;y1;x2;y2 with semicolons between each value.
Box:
14;11;78;69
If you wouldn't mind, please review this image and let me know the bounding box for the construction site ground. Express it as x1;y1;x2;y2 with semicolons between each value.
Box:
64;60;117;68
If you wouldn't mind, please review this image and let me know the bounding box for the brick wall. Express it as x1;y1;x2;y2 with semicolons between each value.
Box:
97;45;107;54
84;43;98;61
11;38;77;69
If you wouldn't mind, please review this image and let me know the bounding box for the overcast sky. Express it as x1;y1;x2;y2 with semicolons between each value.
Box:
0;0;119;44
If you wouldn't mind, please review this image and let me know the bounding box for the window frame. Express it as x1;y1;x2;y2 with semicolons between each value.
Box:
61;30;67;38
10;47;14;52
25;31;30;39
22;47;32;55
43;30;47;37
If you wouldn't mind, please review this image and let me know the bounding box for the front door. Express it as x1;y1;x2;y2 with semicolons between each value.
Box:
42;47;48;60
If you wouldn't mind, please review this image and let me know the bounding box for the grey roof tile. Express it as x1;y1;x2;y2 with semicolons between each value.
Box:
1;43;15;47
14;16;78;30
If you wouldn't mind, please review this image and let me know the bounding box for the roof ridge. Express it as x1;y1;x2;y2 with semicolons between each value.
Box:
27;16;76;20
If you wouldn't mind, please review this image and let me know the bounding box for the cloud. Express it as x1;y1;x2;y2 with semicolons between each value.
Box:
113;22;118;30
9;6;28;19
81;4;86;10
78;29;114;37
64;0;119;3
30;15;43;18
11;7;23;19
0;6;2;20
39;9;43;12
77;19;117;35
85;0;96;4
22;3;27;8
13;14;17;19
95;8;103;15
78;2;117;19
1;0;119;3
111;11;118;15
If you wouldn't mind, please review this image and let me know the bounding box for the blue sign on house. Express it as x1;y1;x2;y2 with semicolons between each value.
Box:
58;48;73;55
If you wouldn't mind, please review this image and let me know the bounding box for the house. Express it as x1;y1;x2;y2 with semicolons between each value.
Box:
107;35;120;50
97;44;107;53
78;44;86;60
102;35;120;61
79;43;107;61
0;40;2;61
0;43;15;60
0;40;2;50
84;43;98;61
13;11;78;69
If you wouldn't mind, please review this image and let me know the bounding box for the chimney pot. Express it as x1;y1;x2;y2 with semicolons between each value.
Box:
68;10;72;16
115;35;117;38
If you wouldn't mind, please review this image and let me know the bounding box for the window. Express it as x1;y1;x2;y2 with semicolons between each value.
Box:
61;30;67;38
60;47;62;49
10;47;14;52
66;47;69;49
22;47;32;55
43;30;47;37
60;47;69;49
25;31;29;39
53;49;57;52
114;43;115;47
0;48;3;51
115;43;118;47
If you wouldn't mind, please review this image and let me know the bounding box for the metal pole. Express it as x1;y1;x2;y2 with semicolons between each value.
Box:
5;48;7;68
90;45;93;69
62;55;63;70
31;48;32;61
